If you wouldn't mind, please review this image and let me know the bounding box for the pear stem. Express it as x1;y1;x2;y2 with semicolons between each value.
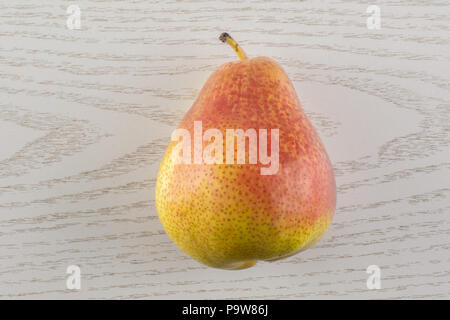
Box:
219;32;248;60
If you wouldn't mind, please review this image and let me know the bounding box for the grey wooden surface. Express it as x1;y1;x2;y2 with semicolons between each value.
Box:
0;0;449;299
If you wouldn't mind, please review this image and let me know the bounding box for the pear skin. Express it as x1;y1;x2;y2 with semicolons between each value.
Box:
155;34;336;269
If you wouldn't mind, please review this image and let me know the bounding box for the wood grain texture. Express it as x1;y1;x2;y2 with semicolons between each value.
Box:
0;0;449;299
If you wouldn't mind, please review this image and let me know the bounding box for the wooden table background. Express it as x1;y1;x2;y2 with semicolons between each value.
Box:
0;0;449;299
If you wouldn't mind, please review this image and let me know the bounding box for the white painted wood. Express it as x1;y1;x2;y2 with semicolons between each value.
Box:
0;0;448;299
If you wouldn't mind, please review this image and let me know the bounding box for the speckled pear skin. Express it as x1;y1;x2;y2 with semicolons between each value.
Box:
156;57;336;270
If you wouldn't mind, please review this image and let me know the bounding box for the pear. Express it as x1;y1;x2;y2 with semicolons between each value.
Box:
155;33;336;270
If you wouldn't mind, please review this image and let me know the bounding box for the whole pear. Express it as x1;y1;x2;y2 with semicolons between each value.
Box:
156;33;336;269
